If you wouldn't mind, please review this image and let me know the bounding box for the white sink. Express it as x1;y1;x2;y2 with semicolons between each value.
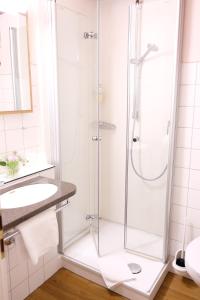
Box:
0;183;58;209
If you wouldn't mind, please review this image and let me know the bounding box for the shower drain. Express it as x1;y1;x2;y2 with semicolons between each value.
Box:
128;263;142;274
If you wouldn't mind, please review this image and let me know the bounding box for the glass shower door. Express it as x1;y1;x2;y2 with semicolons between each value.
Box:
125;0;182;261
55;0;99;253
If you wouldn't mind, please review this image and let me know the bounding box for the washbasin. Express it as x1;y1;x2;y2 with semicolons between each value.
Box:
0;183;58;209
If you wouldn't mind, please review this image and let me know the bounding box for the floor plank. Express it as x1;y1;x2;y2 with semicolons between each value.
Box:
26;269;200;300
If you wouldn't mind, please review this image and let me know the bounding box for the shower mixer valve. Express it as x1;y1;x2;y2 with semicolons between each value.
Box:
132;137;139;142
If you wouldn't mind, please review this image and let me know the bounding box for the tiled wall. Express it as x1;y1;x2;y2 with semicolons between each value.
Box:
5;238;61;300
0;1;45;165
170;62;200;256
169;0;200;256
0;65;43;162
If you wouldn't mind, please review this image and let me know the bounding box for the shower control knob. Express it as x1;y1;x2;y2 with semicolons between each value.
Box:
133;137;139;142
92;136;102;141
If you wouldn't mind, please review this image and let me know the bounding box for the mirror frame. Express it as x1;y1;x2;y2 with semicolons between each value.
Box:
0;12;33;114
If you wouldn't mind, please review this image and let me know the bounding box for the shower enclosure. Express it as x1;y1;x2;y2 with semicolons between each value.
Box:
50;0;183;267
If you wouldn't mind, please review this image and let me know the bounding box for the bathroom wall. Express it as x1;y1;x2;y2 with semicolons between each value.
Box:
0;1;61;299
0;0;48;165
169;0;200;256
5;218;61;300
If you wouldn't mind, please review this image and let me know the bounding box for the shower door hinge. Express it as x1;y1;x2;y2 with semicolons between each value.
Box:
92;136;102;141
83;32;97;39
86;214;97;220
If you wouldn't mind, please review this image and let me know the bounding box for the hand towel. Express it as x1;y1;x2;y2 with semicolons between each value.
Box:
16;209;59;265
98;253;135;289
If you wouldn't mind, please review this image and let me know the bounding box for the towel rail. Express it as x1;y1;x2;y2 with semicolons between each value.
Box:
3;200;70;244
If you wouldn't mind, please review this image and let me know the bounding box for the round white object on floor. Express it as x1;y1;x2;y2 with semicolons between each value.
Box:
185;237;200;286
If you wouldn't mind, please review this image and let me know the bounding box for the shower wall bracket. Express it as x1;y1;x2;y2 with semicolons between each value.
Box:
83;32;97;39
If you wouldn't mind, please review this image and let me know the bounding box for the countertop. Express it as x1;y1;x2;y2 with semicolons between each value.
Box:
0;176;76;231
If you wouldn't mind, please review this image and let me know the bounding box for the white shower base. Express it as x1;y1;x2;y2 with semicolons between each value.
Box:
63;220;169;300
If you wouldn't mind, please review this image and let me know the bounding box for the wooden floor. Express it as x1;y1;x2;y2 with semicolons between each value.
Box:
26;268;200;300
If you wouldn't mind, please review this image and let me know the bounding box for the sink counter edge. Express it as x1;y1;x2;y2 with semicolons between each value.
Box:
0;176;76;231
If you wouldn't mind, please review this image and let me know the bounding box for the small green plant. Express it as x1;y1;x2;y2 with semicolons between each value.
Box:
0;151;28;176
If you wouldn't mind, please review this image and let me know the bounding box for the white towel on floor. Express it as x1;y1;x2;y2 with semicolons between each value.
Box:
16;209;59;265
98;253;135;289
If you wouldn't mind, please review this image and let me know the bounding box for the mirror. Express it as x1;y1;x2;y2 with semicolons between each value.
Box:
0;11;32;113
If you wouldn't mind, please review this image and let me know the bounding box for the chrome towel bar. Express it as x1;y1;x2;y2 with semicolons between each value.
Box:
3;200;70;244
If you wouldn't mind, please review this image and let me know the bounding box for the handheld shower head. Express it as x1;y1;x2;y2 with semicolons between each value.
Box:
130;43;159;64
147;43;159;52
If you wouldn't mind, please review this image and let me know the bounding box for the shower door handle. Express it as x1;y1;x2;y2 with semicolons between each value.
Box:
92;136;102;141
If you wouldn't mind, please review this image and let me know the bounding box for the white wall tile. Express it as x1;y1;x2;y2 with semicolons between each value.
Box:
44;256;61;281
187;226;200;242
0;115;4;130
175;148;190;168
192;128;200;149
196;63;200;85
28;257;44;276
173;167;189;187
8;246;20;271
193;107;200;128
0;131;6;154
177;107;193;128
176;128;192;148
29;268;45;294
189;169;200;190
180;63;197;85
43;247;58;264
171;204;187;224
5;129;24;152
4;115;23;130
7;236;28;271
11;280;29;300
195;85;200;106
187;207;200;228
8;291;11;300
23;127;40;148
172;187;188;206
30;65;38;86
22;111;40;128
190;149;200;170
179;85;195;107
10;261;28;289
188;189;200;210
170;222;184;242
169;239;182;257
31;86;40;109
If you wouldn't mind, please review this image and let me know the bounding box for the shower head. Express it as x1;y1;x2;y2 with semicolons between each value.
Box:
130;43;159;64
147;43;159;52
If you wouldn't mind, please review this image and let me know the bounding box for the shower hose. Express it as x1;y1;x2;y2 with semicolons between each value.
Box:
129;2;168;181
130;111;168;181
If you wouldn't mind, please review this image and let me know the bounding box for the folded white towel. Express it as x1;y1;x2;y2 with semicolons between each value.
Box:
16;209;59;265
98;253;135;289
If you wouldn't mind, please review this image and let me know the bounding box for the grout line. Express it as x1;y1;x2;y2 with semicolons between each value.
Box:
170;221;200;230
173;165;200;172
176;146;200;151
173;184;200;192
172;202;200;211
